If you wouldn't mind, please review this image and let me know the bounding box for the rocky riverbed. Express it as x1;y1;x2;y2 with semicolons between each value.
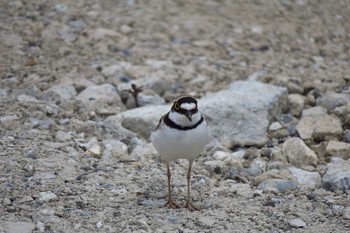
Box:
1;0;350;232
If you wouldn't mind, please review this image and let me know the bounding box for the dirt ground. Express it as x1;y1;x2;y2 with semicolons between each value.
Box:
1;0;350;232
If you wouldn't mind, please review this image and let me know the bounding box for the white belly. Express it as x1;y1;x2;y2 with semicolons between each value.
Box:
151;121;211;162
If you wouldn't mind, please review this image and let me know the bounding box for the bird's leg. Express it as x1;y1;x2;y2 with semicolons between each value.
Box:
183;160;201;211
162;162;181;208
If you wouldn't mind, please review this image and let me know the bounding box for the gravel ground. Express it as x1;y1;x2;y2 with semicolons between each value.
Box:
1;0;350;232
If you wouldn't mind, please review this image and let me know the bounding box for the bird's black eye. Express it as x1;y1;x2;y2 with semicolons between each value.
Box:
174;102;180;110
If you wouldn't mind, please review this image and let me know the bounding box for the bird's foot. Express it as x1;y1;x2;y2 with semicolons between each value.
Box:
183;201;201;211
162;199;181;209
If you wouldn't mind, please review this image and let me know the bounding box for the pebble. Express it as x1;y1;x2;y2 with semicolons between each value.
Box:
316;92;349;111
282;137;318;167
296;114;343;141
269;122;283;131
288;167;321;190
325;140;350;160
38;191;58;202
343;207;350;220
288;94;305;116
55;131;72;142
321;157;350;191
257;179;299;193
301;106;327;117
289;218;306;228
96;221;103;229
36;221;45;232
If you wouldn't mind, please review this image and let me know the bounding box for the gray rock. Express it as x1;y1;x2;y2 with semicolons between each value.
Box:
36;221;45;232
296;114;343;141
201;80;287;147
107;105;169;139
282;137;318;167
288;167;321;190
301;106;327;117
289;218;306;228
3;221;36;233
257;179;299;193
326;140;350;160
343;207;350;220
17;94;39;103
269;122;283;131
316;92;350;111
42;84;77;101
102;139;128;162
288;94;305;116
38;191;58;202
55;131;73;142
75;84;125;116
322;157;350;191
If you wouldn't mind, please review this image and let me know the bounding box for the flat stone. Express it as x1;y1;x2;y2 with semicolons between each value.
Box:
316;92;349;111
75;84;125;116
343;207;350;220
3;221;35;233
282;137;318;167
107;105;169;139
42;84;77;101
301;106;327;117
326;140;350;160
289;218;306;228
288;167;321;190
201;80;287;147
257;179;299;193
322;157;350;191
296;114;343;141
38;191;58;202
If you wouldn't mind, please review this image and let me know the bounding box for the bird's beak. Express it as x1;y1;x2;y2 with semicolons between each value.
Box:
185;111;192;122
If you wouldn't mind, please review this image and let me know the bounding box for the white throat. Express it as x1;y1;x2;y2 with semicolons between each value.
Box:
168;111;202;127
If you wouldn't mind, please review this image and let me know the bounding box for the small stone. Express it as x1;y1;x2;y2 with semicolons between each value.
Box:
38;191;58;202
301;106;327;117
288;94;305;116
120;25;133;34
4;221;36;233
316;92;349;111
289;218;306;228
326;140;350;160
322;157;350;191
36;221;45;232
296;114;343;141
17;94;38;103
257;179;299;193
42;84;77;101
269;122;283;131
96;221;103;229
343;207;350;220
3;197;12;205
282;137;318;167
87;144;101;158
288;167;321;190
55;131;72;142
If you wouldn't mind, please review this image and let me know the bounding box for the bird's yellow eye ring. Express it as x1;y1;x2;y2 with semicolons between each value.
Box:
174;102;180;110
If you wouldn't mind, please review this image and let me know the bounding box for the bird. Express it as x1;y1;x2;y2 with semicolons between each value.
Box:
151;95;211;210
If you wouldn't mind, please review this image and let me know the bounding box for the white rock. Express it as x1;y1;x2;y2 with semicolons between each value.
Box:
289;218;306;228
17;94;38;103
282;137;318;167
36;221;45;232
38;191;57;202
102;139;128;162
96;221;103;229
43;84;77;100
288;167;321;190
107;105;169;139
269;121;283;131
